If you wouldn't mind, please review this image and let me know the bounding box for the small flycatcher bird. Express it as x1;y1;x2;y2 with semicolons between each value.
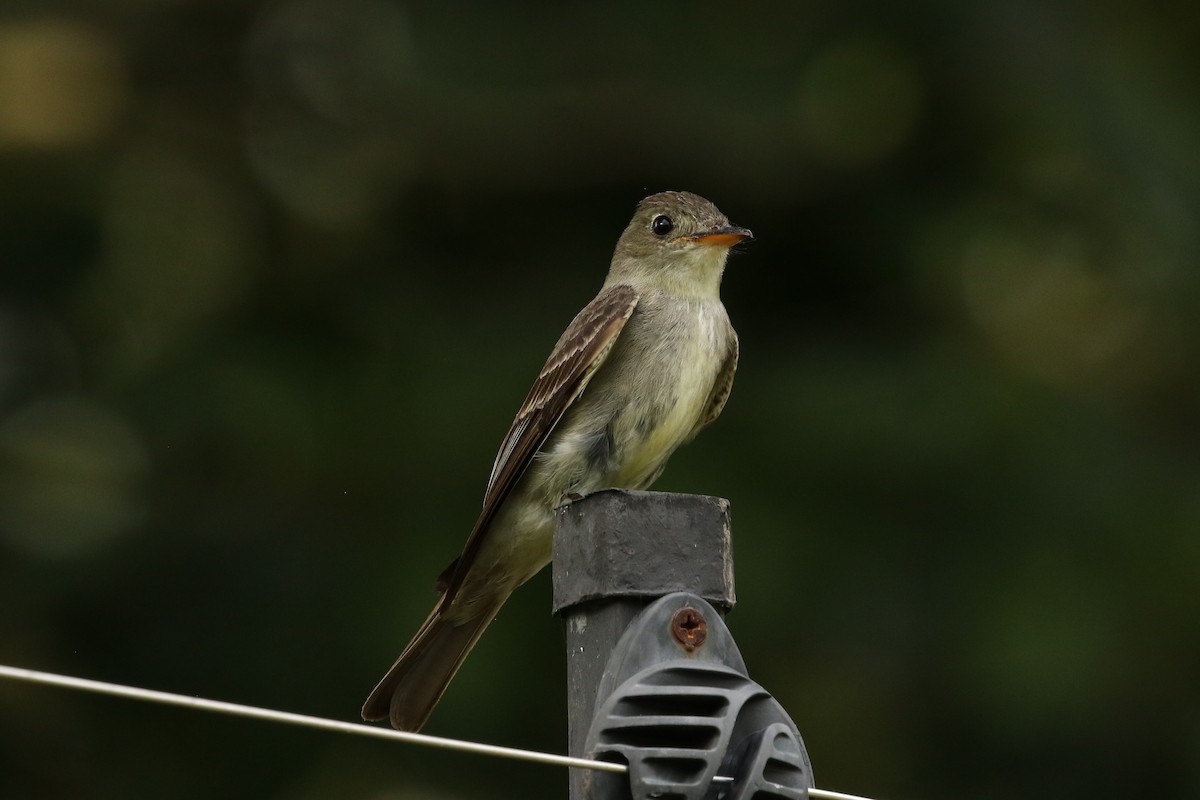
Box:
362;191;752;731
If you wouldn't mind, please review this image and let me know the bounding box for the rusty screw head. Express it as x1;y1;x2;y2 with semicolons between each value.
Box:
670;607;708;652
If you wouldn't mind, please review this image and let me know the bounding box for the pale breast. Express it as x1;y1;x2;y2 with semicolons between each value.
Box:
531;295;732;503
606;299;729;486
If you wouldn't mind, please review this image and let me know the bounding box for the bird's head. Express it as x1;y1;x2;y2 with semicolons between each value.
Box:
607;191;753;297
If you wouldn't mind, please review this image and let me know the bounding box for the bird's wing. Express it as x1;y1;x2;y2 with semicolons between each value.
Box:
436;284;640;606
689;331;738;439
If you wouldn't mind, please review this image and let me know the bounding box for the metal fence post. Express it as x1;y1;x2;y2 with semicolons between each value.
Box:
552;489;737;800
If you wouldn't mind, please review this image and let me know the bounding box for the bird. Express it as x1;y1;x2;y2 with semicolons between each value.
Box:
362;190;752;731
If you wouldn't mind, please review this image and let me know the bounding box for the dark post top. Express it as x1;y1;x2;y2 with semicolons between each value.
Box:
552;489;736;613
552;489;736;799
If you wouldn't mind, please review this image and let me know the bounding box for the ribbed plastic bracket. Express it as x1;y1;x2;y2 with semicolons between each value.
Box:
582;592;813;800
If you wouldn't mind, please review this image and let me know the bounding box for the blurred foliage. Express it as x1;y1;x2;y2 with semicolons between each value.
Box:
1;0;1198;798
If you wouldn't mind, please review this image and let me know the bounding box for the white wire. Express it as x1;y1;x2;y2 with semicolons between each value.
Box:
0;665;621;773
0;663;873;800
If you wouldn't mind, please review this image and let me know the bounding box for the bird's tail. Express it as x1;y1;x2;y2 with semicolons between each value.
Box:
361;600;499;732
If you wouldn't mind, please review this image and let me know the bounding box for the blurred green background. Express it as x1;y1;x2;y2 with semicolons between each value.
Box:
1;0;1198;798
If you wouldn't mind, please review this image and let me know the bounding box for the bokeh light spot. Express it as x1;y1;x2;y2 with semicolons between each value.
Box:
0;19;126;149
79;144;260;375
961;225;1147;387
793;36;923;167
0;397;147;557
243;0;419;228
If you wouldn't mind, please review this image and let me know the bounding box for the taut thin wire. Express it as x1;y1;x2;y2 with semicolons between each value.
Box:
0;664;872;800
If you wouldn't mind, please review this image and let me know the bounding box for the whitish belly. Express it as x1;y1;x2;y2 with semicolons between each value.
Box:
608;320;720;486
609;386;707;486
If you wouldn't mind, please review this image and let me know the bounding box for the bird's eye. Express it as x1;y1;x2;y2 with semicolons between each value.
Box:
651;215;675;236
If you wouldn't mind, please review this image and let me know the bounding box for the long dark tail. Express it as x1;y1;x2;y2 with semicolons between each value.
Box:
361;601;499;732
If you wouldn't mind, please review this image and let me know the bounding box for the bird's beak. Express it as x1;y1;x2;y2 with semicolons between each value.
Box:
684;225;754;248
